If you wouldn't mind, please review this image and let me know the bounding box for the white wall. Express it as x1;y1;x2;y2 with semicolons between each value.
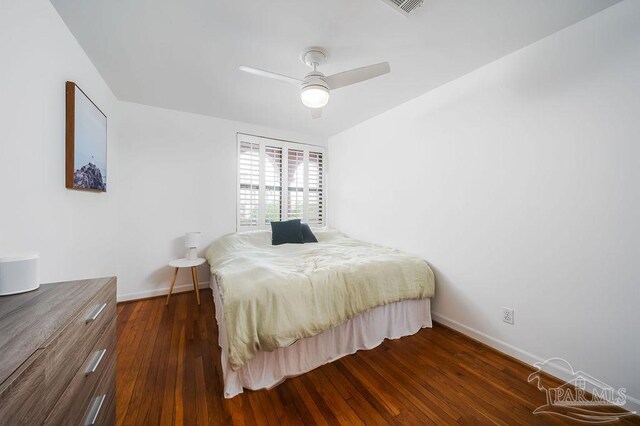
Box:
116;102;324;301
328;0;640;408
0;0;119;282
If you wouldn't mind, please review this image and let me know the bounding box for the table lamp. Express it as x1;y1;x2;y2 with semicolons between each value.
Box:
184;232;201;260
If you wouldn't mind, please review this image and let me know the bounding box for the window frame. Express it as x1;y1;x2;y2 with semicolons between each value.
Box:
236;133;326;231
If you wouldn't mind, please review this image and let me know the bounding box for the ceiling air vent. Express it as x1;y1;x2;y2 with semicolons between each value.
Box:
379;0;424;15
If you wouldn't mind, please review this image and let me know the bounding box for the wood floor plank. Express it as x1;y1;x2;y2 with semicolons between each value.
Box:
331;361;399;424
275;384;308;425
159;296;187;426
290;377;333;426
341;352;434;425
246;391;269;426
387;336;517;425
337;356;401;417
305;369;363;426
319;363;390;425
356;350;455;424
145;300;174;426
127;298;166;425
117;290;640;425
117;298;158;425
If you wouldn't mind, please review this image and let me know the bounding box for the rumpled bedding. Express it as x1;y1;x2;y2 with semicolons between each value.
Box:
206;228;435;370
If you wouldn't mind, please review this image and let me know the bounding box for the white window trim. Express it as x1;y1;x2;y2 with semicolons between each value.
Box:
236;133;326;231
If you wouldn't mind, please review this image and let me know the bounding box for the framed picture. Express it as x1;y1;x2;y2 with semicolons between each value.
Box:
65;81;107;192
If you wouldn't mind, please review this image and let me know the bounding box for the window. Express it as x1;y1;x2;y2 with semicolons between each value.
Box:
237;134;325;230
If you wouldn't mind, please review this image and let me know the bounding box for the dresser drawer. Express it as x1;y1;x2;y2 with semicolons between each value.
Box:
80;355;116;426
0;280;116;425
44;320;115;425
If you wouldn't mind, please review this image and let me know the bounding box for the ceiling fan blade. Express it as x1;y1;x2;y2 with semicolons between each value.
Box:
310;108;322;119
239;65;304;86
325;62;390;90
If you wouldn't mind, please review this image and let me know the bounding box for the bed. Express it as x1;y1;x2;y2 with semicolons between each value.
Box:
206;228;435;398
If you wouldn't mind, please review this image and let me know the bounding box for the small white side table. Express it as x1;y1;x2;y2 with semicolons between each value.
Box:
166;258;206;306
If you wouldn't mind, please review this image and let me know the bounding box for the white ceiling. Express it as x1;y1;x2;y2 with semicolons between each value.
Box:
51;0;619;138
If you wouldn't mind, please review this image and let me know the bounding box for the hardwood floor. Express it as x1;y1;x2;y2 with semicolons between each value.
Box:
116;290;639;425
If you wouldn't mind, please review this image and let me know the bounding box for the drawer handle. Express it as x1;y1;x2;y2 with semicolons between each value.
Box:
85;394;106;426
85;349;107;376
86;303;107;323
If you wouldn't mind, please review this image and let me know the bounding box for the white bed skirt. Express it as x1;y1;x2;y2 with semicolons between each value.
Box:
210;276;432;398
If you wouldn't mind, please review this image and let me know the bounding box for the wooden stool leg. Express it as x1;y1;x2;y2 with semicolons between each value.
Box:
191;266;201;306
193;266;202;305
166;267;179;306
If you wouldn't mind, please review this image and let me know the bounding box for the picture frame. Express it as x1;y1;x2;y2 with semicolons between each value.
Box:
65;81;107;192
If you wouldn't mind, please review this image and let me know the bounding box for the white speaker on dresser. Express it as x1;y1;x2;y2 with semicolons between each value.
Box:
0;253;39;296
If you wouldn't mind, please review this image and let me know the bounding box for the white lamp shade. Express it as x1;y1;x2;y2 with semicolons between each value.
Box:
300;85;329;108
184;232;201;248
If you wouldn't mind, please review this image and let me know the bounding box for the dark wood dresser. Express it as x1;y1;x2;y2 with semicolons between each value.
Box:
0;277;116;425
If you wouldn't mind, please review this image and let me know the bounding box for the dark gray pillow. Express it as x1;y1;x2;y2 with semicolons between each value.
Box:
270;219;303;245
301;223;318;243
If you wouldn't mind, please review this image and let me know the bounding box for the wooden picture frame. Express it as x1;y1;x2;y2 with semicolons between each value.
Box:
65;81;107;192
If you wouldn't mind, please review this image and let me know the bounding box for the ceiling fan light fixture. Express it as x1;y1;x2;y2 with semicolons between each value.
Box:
300;85;329;108
239;47;390;117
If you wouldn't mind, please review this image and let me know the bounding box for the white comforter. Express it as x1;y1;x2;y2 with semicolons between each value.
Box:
206;228;435;370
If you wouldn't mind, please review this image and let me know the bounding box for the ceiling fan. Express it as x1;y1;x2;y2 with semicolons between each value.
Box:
239;47;390;119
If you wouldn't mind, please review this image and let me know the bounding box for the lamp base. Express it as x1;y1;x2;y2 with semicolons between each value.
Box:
186;247;198;260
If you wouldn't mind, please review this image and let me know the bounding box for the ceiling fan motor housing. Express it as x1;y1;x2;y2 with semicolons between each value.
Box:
303;72;329;90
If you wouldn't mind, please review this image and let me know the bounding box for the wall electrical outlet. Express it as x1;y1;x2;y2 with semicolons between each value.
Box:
503;307;514;325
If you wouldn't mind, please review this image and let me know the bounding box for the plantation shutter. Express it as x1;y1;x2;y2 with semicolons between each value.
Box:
237;134;326;230
264;145;283;225
306;150;324;226
238;139;260;228
287;148;305;220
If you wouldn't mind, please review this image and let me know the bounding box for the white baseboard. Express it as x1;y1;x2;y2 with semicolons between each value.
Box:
431;311;640;414
117;281;209;303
